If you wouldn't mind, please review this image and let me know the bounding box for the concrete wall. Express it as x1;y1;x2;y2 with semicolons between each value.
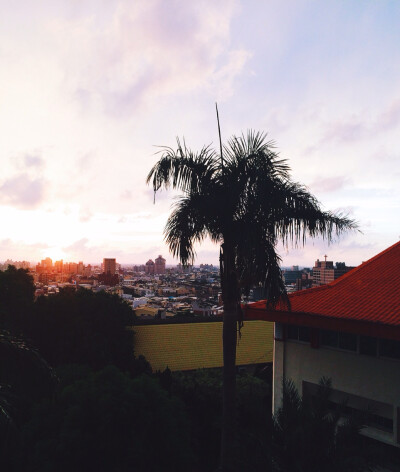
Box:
273;338;400;446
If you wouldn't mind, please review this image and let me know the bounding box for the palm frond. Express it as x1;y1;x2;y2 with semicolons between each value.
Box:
148;128;358;308
224;130;291;179
164;193;221;265
147;138;220;196
235;219;288;308
269;180;358;246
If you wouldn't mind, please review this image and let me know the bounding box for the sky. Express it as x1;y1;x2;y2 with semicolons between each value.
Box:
0;0;399;267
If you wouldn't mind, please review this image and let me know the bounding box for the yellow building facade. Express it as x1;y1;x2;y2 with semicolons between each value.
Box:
132;320;273;372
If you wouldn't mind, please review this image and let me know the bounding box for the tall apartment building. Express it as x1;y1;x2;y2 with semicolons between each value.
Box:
145;259;155;275
154;255;166;275
312;257;354;287
54;260;63;273
103;258;116;275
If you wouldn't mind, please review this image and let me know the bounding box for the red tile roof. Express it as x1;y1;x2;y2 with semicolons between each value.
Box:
245;241;400;338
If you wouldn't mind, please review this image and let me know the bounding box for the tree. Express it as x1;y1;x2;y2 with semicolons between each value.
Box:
25;288;135;371
161;369;271;471
0;331;56;471
0;265;35;333
147;127;356;471
22;366;193;472
272;378;378;472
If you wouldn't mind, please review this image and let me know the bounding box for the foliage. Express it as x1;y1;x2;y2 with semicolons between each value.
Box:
22;366;193;472
0;266;34;332
158;369;271;471
0;331;56;471
272;377;378;472
24;288;135;371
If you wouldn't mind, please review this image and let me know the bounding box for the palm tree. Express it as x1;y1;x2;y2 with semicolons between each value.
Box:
147;129;357;471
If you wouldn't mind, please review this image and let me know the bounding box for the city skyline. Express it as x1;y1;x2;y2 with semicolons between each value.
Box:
1;1;399;267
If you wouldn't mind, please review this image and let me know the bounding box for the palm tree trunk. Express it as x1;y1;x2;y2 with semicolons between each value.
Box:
220;240;239;472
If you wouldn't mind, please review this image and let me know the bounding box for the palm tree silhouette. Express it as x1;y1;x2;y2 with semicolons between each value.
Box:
147;125;357;471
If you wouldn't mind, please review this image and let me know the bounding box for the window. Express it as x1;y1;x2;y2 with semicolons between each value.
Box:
320;330;338;348
338;332;357;351
287;325;299;340
379;339;400;360
298;327;311;343
320;330;357;352
287;325;310;343
359;336;378;356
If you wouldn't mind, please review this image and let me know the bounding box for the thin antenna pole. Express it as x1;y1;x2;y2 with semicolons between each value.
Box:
216;102;224;170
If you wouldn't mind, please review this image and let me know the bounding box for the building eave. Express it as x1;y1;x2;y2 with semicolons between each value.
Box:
244;303;400;341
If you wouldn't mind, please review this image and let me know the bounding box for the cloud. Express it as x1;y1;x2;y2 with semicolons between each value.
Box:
62;238;104;263
0;238;49;251
22;153;44;168
120;190;132;200
378;98;400;132
309;176;350;193
52;0;248;116
321;97;400;144
0;174;46;209
77;150;96;169
63;238;90;253
79;206;93;222
0;238;49;262
323;119;367;143
331;205;356;216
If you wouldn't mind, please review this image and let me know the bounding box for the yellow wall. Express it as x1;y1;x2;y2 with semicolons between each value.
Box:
132;320;273;372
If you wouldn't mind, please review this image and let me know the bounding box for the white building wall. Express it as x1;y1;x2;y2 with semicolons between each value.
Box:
273;338;400;446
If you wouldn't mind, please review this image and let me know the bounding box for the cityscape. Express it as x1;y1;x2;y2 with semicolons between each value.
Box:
0;254;356;319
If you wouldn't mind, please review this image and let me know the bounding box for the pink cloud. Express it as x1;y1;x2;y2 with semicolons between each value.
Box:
0;174;46;209
309;176;350;193
53;0;248;117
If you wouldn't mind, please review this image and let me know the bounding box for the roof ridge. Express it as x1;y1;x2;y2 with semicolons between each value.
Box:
288;283;332;299
328;240;400;287
286;241;400;298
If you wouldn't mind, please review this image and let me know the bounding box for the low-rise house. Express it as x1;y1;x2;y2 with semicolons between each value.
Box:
246;241;400;447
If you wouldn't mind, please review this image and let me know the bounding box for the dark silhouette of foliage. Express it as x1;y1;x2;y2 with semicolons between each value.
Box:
0;266;34;332
147;129;357;471
160;369;271;472
25;288;135;371
0;331;56;471
22;366;193;472
272;377;378;472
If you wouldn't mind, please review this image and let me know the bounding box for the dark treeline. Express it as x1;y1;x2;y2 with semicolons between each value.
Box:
0;266;387;471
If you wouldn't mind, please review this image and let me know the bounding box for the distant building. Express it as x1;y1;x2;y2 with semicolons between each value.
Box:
145;259;155;275
103;258;116;275
54;260;63;273
44;257;52;270
1;259;30;270
312;256;354;287
295;272;313;291
282;267;303;285
154;255;166;275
